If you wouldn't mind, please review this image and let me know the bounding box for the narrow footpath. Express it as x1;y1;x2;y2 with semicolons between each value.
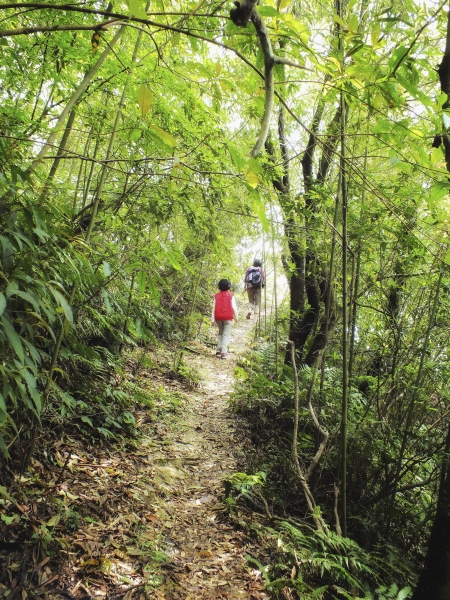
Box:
149;313;270;599
2;311;270;600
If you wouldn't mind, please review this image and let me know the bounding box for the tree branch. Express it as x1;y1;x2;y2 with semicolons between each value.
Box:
289;341;326;532
249;9;274;157
0;19;118;37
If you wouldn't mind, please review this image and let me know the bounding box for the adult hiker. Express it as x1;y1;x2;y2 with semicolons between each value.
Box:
211;278;239;359
244;259;265;320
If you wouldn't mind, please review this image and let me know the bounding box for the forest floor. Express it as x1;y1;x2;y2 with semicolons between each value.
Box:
1;308;271;600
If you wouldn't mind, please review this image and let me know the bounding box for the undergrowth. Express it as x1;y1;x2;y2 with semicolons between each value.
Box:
225;468;414;600
228;338;417;599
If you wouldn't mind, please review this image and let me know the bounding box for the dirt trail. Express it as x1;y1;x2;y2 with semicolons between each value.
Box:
150;314;269;599
0;310;270;600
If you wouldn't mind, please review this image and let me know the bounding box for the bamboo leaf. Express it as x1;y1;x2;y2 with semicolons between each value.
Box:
1;315;24;363
428;182;449;209
371;22;381;46
348;13;358;32
21;369;42;413
128;0;147;19
0;435;8;459
333;13;346;27
12;290;40;311
0;293;5;317
0;393;6;415
227;144;246;170
258;6;279;16
49;287;73;324
137;84;152;118
101;288;112;313
149;125;177;148
102;261;111;277
138;271;147;294
245;172;259;188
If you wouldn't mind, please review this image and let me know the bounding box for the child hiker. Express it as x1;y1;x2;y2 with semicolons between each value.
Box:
211;278;238;359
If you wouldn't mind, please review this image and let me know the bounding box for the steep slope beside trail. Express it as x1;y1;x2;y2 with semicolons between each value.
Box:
149;314;270;599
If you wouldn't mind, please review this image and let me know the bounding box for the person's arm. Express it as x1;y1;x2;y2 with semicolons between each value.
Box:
211;296;216;324
232;296;238;322
244;267;250;288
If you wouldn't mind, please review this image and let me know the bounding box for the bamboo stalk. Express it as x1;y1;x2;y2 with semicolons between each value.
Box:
28;26;125;173
339;18;349;535
270;202;278;376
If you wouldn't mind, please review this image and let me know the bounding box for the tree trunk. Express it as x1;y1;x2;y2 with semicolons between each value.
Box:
411;421;450;600
411;6;450;594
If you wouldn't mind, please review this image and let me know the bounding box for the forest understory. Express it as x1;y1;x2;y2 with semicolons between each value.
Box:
0;311;275;600
3;0;450;597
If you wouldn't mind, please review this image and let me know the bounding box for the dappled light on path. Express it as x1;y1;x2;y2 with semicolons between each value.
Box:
150;314;270;599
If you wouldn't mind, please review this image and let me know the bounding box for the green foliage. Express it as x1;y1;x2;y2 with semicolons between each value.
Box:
225;470;267;505
64;508;81;532
174;361;202;388
2;0;450;595
245;521;413;599
365;584;412;600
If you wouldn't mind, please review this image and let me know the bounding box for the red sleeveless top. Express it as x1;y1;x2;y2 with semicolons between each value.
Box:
214;291;234;321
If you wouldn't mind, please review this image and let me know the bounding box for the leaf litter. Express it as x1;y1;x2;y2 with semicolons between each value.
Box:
0;317;270;599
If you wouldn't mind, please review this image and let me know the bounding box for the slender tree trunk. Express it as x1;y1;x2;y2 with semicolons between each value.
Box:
339;84;349;538
46;107;77;184
289;340;326;532
348;144;367;381
120;271;136;353
176;263;203;369
271;202;279;376
72;134;91;215
314;177;340;478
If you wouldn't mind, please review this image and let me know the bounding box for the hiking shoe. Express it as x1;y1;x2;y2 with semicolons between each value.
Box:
246;312;252;319
215;348;222;356
220;353;227;359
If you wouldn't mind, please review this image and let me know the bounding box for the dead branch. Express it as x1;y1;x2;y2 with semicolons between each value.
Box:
288;340;326;532
333;483;342;536
305;357;330;481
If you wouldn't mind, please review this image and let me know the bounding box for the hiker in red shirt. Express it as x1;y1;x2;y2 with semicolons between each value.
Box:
244;259;265;319
211;279;238;359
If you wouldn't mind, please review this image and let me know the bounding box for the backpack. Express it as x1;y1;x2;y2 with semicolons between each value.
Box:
247;267;262;288
215;291;234;321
